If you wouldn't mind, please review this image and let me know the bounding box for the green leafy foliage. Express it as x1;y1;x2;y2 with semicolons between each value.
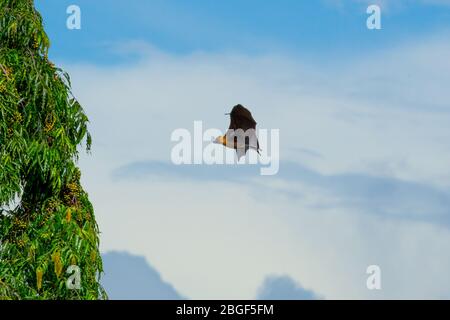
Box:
0;0;105;299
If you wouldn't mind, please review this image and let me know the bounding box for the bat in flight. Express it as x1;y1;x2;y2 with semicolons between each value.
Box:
214;104;260;159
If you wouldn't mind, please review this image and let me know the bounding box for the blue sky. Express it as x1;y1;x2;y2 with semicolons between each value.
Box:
32;1;450;299
36;0;450;63
102;251;317;299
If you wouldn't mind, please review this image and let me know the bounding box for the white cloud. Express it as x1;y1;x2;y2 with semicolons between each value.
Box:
64;32;450;299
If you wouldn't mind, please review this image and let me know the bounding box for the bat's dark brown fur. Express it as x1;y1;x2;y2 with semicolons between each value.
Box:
214;104;260;158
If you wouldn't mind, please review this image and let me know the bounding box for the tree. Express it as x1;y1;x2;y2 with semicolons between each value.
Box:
0;0;106;299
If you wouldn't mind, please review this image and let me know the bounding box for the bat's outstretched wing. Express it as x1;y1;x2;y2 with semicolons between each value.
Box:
228;104;257;131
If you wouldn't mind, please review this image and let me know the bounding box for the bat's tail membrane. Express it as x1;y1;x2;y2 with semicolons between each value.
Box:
236;147;246;160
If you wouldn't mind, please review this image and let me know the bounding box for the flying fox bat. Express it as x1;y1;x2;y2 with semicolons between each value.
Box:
214;104;260;159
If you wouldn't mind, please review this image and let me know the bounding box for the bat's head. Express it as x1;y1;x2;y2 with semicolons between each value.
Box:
213;135;227;146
